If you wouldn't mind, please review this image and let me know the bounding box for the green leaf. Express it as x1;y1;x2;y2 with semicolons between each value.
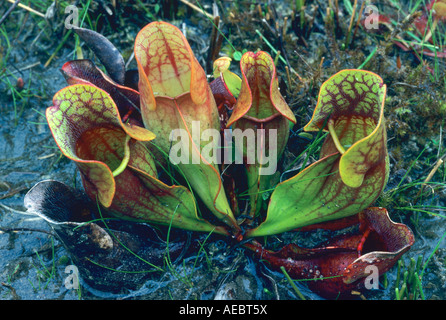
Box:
226;51;296;218
233;51;243;61
304;69;388;188
247;69;389;237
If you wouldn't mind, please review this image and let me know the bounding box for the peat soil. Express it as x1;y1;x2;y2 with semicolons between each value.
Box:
0;0;445;300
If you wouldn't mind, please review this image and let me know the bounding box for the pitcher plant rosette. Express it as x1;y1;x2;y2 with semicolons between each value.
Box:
36;21;415;298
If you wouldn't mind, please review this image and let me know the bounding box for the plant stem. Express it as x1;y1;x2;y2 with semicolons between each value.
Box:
6;0;44;18
280;266;306;300
44;30;72;67
344;0;358;48
255;29;287;66
423;17;439;43
180;0;213;20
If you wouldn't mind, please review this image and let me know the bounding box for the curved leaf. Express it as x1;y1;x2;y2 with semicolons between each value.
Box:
343;207;415;284
134;21;208;107
304;69;388;188
46;84;227;235
73;26;125;85
227;51;296;126
247;69;389;237
209;57;240;128
212;56;241;99
245;207;414;299
225;51;296;218
61;59;142;123
24;180;205;292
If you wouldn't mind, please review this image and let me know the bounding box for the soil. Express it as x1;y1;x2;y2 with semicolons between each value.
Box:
0;0;445;301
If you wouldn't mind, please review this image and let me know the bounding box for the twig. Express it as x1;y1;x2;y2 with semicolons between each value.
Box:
351;0;365;47
344;0;358;48
206;14;222;74
391;82;419;89
414;156;445;203
0;203;34;215
1;282;20;300
44;29;72;67
280;266;306;300
0;186;27;200
178;0;213;20
423;157;444;186
6;0;45;18
0;226;54;236
0;0;21;26
0;61;40;79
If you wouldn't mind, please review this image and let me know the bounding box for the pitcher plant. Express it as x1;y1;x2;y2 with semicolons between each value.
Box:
32;21;415;298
